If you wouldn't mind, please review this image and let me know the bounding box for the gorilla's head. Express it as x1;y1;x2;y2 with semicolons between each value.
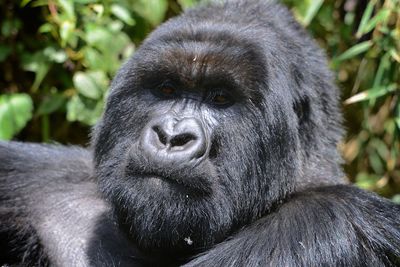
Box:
92;1;343;254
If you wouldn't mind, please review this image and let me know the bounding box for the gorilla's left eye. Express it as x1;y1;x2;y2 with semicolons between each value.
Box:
160;86;175;96
151;82;179;99
207;90;234;107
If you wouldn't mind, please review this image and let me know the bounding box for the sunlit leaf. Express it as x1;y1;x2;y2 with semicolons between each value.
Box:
393;195;400;204
373;52;390;88
334;41;373;62
132;0;168;26
43;47;68;63
302;0;324;26
21;52;51;91
363;9;391;34
60;20;76;47
58;0;75;20
395;105;400;130
38;23;54;33
356;0;376;38
73;71;103;99
73;0;97;3
66;95;103;125
111;4;136;26
344;83;397;104
389;49;400;63
355;172;380;190
0;94;33;140
369;151;384;174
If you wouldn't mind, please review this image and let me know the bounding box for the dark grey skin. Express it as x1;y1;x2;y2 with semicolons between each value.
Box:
1;0;400;266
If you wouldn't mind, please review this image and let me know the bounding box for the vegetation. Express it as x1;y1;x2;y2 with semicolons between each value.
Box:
0;0;399;199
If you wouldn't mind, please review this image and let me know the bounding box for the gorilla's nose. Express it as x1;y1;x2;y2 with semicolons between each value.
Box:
140;115;208;164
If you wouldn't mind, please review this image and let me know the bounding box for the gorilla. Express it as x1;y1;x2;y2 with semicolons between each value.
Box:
1;0;399;266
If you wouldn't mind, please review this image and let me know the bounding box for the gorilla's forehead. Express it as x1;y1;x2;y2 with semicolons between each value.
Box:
134;27;267;98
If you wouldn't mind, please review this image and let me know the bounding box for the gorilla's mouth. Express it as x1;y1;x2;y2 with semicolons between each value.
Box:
125;167;213;196
138;172;195;193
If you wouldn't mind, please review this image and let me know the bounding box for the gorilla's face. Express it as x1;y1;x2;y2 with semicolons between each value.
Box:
93;25;301;253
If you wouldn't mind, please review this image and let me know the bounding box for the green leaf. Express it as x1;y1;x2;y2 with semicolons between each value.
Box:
21;52;51;91
178;0;198;9
302;0;324;26
356;0;376;38
20;0;33;7
369;152;384;174
36;93;66;116
58;0;75;20
1;19;22;37
395;117;400;131
73;71;108;99
291;0;324;26
92;4;104;17
111;4;136;26
43;47;68;63
73;0;97;3
395;105;400;130
355;172;380;190
363;9;391;34
334;41;373;62
38;23;54;33
66;95;103;125
344;83;397;104
132;0;168;26
82;47;104;70
0;45;12;62
393;195;400;204
0;94;33;140
372;52;390;88
84;24;131;74
73;72;103;99
60;20;76;47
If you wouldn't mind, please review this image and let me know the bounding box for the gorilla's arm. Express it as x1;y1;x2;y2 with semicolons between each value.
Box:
186;185;400;267
0;142;141;267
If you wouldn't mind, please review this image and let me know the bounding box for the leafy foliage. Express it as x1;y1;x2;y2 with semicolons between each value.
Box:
0;0;198;141
0;0;398;198
0;94;33;140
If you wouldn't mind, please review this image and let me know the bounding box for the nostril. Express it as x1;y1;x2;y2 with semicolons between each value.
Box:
141;116;209;161
152;126;168;145
170;133;196;147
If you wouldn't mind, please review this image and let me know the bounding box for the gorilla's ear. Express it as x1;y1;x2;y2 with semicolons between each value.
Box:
291;64;311;125
293;96;310;125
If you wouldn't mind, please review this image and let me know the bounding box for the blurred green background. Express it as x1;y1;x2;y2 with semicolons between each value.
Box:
0;0;399;200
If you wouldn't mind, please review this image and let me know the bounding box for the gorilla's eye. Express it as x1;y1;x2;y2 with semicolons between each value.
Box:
207;90;234;107
152;82;179;99
161;86;175;96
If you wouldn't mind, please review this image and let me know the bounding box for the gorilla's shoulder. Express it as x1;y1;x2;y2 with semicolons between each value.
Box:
185;185;400;267
0;141;92;183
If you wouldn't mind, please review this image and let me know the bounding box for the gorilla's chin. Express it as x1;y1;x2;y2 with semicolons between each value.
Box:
103;170;234;253
128;173;201;198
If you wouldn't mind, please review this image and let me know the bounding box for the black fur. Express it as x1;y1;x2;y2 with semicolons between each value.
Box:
1;0;399;266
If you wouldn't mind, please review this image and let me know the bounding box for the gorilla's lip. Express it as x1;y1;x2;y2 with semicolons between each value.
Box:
134;172;200;194
130;171;212;196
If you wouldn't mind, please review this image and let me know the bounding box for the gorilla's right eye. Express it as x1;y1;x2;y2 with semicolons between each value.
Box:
151;82;179;99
